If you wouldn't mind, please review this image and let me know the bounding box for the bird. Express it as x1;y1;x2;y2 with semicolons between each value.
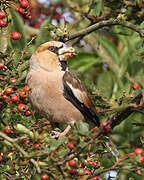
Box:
26;41;100;137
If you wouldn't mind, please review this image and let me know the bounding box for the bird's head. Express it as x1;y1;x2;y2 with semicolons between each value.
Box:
31;41;78;71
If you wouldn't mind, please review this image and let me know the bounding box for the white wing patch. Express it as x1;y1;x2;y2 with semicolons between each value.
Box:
66;82;83;103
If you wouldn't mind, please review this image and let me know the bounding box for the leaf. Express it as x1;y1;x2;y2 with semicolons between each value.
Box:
97;71;114;98
50;136;66;150
10;9;27;49
59;149;69;158
69;53;100;72
35;17;52;48
76;121;89;135
90;0;104;16
100;153;115;168
113;26;129;47
31;173;41;180
98;35;120;64
120;46;129;75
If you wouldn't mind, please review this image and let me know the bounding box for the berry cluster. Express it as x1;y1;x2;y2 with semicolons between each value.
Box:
17;0;31;19
0;81;32;117
0;9;21;39
0;10;7;27
134;148;144;163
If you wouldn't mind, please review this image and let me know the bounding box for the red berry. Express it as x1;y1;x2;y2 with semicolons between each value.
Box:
5;87;14;95
11;32;21;40
0;19;6;27
9;77;16;84
11;95;19;102
100;121;111;134
18;7;25;14
0;62;4;68
41;174;48;180
38;134;43;140
22;138;30;145
89;176;99;180
68;159;76;167
23;85;31;92
134;148;143;156
4;126;11;134
19;91;26;98
25;110;32;116
0;11;6;19
67;141;75;149
20;0;29;8
83;169;91;175
88;160;96;166
3;94;10;102
17;103;29;112
88;160;100;168
131;82;140;90
78;178;86;180
140;156;144;163
34;143;41;149
69;168;77;175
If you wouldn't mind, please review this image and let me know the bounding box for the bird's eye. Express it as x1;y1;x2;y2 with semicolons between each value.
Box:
48;46;56;52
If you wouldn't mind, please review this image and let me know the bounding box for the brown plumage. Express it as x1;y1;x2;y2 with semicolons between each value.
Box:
26;41;100;137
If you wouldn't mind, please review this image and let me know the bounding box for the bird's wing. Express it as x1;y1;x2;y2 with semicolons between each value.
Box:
62;71;100;127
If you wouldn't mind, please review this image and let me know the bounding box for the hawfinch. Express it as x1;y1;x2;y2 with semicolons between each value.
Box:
26;41;100;137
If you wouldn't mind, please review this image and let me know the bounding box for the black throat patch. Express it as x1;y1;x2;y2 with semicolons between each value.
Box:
60;61;67;71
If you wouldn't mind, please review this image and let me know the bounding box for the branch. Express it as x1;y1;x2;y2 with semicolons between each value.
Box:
0;131;41;173
87;167;143;179
65;19;144;41
109;91;143;128
57;91;144;165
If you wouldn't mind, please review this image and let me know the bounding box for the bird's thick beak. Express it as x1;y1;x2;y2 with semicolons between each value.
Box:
58;45;78;61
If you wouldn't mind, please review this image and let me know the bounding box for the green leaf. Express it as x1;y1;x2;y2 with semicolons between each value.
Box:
35;17;52;48
90;0;104;16
98;35;120;64
59;149;69;158
10;9;27;49
50;136;66;150
100;153;115;168
120;46;129;75
69;53;100;72
97;71;114;98
31;173;41;180
76;121;89;135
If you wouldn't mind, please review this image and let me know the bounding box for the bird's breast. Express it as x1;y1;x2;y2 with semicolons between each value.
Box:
26;70;84;123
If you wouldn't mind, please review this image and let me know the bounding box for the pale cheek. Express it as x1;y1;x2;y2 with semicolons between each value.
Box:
37;52;59;70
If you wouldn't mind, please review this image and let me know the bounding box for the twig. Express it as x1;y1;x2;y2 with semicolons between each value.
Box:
65;19;144;41
57;165;66;179
0;131;41;173
4;172;15;180
13;135;28;142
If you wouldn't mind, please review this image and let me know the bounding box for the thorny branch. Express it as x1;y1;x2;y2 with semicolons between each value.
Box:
0;131;41;173
57;91;144;175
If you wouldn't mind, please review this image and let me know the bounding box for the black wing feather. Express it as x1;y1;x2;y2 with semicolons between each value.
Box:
62;72;100;127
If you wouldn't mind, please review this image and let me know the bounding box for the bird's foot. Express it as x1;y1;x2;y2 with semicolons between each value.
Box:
51;125;71;138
